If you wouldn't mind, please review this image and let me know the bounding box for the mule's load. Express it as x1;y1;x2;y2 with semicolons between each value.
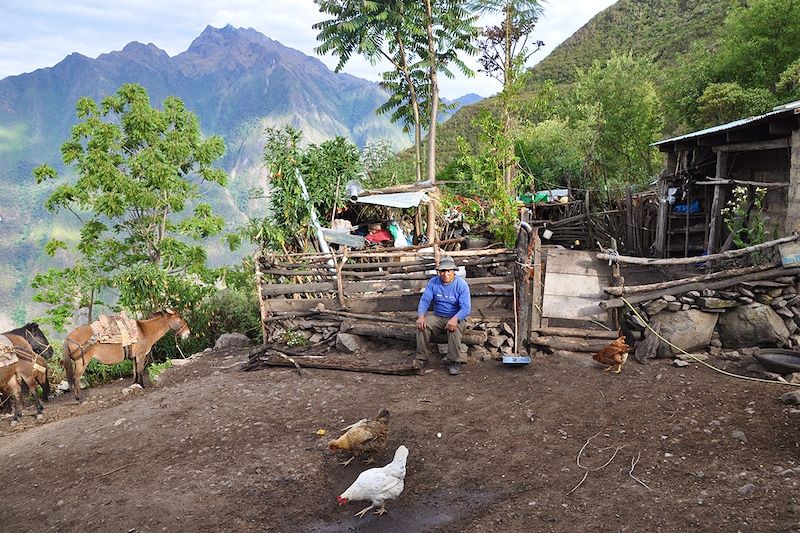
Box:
0;335;19;368
90;313;140;346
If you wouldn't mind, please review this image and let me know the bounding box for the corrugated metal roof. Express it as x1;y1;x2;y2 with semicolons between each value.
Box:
355;191;429;208
652;100;800;146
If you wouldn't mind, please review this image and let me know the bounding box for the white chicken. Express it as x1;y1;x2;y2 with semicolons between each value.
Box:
337;444;409;518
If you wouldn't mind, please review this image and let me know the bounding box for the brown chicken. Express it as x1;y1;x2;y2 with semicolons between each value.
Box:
593;335;630;374
329;408;390;467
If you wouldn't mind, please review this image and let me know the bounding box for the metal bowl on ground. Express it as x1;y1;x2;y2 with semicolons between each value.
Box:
753;348;800;374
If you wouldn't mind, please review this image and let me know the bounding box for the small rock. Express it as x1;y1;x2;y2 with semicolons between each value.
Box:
644;299;669;316
738;483;756;495
676;353;708;362
710;339;722;347
662;295;677;302
731;430;747;443
780;391;800;405
719;350;742;361
785;372;800;384
666;301;682;312
114;418;126;427
674;360;690;367
214;332;252;350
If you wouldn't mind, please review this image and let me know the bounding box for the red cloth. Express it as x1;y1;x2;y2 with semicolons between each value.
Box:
365;228;393;243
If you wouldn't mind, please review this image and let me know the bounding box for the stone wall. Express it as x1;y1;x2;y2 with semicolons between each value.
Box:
628;274;799;357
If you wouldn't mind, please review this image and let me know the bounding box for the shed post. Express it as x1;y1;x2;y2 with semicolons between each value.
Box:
787;130;800;235
708;151;728;255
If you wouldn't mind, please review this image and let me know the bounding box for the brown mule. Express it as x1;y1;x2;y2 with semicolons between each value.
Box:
0;334;46;424
62;310;190;402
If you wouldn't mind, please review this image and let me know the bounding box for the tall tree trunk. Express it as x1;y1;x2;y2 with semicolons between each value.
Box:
423;0;439;243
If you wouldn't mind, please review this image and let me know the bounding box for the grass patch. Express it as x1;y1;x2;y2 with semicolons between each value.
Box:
83;359;133;387
148;359;173;382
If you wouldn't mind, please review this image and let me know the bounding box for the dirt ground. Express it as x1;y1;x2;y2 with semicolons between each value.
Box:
2;343;800;533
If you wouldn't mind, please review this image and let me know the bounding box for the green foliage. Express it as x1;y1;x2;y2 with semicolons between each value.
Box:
282;330;307;347
151;287;261;360
10;304;27;328
447;110;519;246
148;359;173;382
83;359;134;387
696;82;776;126
242;126;363;253
31;83;228;324
570;52;663;189
711;0;800;91
777;58;800;101
515;118;587;191
722;186;769;250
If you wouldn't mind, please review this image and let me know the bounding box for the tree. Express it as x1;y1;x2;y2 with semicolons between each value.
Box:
467;1;545;190
712;0;800;91
238;126;364;254
315;0;478;196
696;82;776;126
314;0;428;182
468;0;545;87
571;52;663;192
32;83;227;328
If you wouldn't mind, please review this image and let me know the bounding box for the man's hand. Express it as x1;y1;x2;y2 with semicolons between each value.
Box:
416;314;426;332
446;316;459;332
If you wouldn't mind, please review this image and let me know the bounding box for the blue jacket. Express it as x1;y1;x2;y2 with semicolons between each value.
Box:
417;275;471;321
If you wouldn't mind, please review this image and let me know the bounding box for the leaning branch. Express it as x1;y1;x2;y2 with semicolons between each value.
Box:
597;234;797;266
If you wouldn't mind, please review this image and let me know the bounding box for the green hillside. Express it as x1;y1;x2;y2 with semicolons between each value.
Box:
531;0;736;84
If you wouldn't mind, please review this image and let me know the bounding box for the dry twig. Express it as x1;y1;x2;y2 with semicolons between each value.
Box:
566;432;625;495
629;451;651;490
97;463;134;479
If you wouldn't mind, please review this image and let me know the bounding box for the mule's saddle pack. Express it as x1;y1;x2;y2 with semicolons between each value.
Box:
90;314;140;346
0;335;18;368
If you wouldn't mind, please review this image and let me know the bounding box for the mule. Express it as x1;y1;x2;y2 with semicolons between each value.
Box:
62;310;190;402
2;323;52;411
5;322;54;359
0;334;45;423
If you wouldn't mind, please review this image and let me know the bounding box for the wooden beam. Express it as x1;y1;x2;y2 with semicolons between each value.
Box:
713;138;790;153
694;179;790;188
261;274;511;297
599;266;800;310
603;261;780;296
263;294;513;315
531;326;619;339
597;234;798;266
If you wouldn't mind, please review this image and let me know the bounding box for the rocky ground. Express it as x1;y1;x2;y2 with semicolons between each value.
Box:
1;345;800;532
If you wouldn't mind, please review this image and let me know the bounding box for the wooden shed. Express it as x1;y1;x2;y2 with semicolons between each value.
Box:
652;100;800;258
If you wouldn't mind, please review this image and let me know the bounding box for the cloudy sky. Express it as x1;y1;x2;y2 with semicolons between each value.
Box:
1;0;616;98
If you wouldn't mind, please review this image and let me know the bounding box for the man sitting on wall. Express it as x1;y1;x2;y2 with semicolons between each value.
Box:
415;256;471;375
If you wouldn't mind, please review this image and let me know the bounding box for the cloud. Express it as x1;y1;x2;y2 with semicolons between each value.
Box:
1;0;616;98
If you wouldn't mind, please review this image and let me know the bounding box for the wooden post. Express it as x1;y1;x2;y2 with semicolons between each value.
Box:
609;237;623;329
514;224;533;354
625;185;634;254
426;187;437;244
585;188;593;247
655;178;668;257
253;252;269;345
683;187;691;257
530;228;543;353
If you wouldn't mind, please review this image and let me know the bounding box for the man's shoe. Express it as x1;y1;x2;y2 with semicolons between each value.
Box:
448;362;461;376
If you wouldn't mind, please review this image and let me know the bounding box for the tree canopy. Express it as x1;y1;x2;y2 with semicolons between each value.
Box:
32;83;227;329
